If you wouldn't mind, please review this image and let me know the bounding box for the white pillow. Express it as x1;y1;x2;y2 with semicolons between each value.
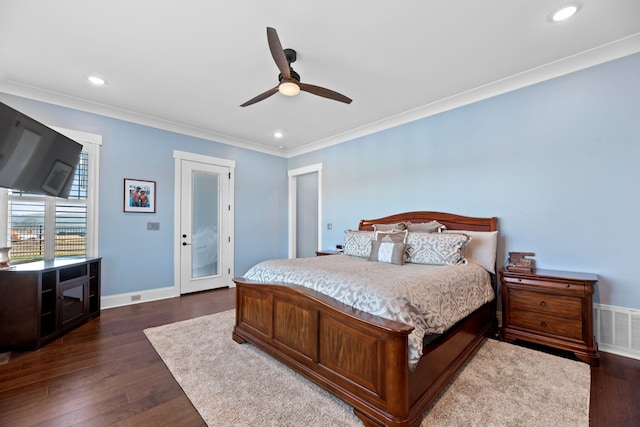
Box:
444;230;498;273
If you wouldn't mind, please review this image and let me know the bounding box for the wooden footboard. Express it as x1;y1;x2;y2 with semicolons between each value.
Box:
233;278;494;427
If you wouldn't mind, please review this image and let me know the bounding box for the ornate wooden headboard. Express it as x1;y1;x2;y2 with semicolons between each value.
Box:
358;211;497;232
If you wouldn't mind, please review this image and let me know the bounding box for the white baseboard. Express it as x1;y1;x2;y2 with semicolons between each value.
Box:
100;286;180;310
100;279;236;310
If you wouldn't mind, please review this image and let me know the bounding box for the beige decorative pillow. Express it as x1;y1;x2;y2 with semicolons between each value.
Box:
374;229;408;243
444;230;498;273
406;221;446;233
369;240;407;265
373;222;408;231
405;232;469;265
343;230;375;258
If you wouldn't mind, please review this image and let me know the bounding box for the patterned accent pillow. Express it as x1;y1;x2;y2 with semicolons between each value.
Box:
374;229;408;243
406;232;469;265
343;230;375;258
373;222;408;231
369;240;407;265
406;221;446;233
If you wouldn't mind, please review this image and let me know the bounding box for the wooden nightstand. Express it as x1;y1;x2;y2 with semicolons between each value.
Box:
500;268;599;366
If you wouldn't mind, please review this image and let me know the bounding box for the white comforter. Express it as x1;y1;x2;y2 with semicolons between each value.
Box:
243;254;494;369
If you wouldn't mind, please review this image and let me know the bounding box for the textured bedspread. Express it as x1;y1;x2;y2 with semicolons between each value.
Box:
243;255;494;369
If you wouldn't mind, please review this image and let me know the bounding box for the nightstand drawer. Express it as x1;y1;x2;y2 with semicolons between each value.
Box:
502;276;585;293
509;288;582;319
510;310;583;340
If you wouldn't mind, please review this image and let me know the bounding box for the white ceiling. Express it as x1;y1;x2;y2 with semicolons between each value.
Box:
1;1;639;158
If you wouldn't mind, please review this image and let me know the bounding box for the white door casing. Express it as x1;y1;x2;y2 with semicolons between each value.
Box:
174;151;235;293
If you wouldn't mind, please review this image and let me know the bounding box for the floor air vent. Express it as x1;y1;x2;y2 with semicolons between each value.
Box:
594;304;640;360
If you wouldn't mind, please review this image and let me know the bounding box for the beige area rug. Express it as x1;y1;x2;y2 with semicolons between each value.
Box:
144;310;590;427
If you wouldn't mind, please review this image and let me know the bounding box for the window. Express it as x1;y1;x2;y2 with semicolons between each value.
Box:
1;128;101;264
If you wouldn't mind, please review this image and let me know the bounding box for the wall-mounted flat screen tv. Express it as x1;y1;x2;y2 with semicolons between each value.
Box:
0;101;82;198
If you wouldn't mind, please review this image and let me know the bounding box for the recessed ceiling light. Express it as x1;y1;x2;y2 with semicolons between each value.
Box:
87;75;106;86
274;131;283;138
550;4;578;22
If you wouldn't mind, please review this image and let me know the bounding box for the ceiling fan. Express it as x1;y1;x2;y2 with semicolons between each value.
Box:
240;27;352;107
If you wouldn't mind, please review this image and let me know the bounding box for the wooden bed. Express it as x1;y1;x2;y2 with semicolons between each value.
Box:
232;211;498;427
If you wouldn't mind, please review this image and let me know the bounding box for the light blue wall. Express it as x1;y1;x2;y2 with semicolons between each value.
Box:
2;52;638;308
289;53;640;309
0;94;289;296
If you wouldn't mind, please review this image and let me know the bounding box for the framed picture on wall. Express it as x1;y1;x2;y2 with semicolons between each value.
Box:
124;178;156;213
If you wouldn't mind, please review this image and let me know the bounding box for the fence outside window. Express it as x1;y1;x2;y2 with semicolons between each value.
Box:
9;225;86;262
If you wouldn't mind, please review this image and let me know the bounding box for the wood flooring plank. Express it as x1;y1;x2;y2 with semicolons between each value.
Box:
46;358;167;401
67;382;187;426
30;393;131;427
118;395;206;427
0;385;49;414
0;342;131;392
589;351;640;426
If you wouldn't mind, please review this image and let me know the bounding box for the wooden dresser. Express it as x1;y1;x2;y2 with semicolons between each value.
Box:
500;268;599;366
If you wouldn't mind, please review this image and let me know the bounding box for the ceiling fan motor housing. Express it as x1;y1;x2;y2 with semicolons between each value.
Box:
284;48;297;63
279;69;300;83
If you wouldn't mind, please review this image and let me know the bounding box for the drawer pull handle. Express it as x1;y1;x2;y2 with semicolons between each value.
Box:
540;321;547;328
565;284;570;288
540;301;546;307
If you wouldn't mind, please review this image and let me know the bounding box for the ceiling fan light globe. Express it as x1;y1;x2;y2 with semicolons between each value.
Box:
279;81;300;96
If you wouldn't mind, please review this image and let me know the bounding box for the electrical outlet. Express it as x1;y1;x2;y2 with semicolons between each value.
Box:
131;294;141;301
327;223;333;230
147;222;160;230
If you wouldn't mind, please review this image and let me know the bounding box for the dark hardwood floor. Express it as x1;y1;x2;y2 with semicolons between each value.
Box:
1;287;638;426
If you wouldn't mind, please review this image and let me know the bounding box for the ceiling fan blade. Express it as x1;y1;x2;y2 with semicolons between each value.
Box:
240;86;279;107
299;83;352;104
266;27;291;80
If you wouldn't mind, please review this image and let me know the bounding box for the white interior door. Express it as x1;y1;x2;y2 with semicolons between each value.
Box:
179;159;231;294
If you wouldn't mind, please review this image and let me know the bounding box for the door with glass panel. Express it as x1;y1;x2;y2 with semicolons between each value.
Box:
180;160;230;294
